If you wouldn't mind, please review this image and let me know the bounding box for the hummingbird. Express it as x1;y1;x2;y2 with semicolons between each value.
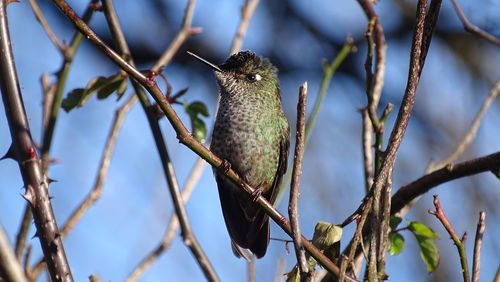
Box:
188;50;290;260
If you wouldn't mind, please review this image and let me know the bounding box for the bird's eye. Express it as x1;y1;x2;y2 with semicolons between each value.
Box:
246;73;261;82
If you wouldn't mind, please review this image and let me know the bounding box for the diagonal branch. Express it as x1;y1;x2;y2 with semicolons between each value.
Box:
429;195;470;282
449;0;500;45
50;0;358;280
100;0;218;281
428;80;500;172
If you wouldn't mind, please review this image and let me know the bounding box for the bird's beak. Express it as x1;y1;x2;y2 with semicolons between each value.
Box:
187;51;222;72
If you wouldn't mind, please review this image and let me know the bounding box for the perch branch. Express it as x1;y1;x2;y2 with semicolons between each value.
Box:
50;0;357;279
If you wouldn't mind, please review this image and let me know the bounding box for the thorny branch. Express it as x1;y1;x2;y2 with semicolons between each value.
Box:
51;0;358;280
128;0;262;279
31;94;137;278
99;0;218;281
0;0;73;280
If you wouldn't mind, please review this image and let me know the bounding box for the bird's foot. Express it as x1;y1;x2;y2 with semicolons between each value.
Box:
251;187;263;202
219;159;231;174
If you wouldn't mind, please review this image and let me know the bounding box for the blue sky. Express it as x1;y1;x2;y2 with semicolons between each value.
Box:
1;0;499;281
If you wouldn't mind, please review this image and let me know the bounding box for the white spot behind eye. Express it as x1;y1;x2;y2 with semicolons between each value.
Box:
255;74;262;81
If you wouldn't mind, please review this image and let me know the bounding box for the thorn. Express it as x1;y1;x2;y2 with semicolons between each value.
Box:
47;178;57;184
1;143;17;161
461;232;467;243
22;190;35;206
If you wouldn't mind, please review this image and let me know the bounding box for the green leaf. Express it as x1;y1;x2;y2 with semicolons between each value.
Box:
62;74;127;112
61;89;86;112
414;234;440;272
185;101;209;117
96;74;127;100
388;232;405;255
116;77;128;98
191;117;207;143
184;101;209;142
389;216;402;230
408;221;439;239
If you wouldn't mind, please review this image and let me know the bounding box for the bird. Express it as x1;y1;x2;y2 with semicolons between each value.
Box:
188;50;290;260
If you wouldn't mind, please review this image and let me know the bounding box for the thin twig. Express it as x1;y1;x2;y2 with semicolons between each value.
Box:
288;82;310;280
356;1;388;280
14;1;100;265
428;195;470;282
339;197;372;282
152;0;200;71
31;94;137;278
361;109;374;194
278;37;354;200
471;211;486;282
63;94;136;237
344;0;443;278
14;206;32;261
129;0;261;279
41;0;99;170
0;225;28;282
229;0;260;54
52;1;360;280
28;0;63;52
391;151;500;215
0;0;73;280
101;0;218;281
428;80;500;172
449;0;500;45
51;1;359;280
126;164;199;282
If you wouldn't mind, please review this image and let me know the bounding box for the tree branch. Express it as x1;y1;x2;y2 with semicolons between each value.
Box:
428;80;500;172
449;0;500;45
428;195;470;282
288;82;310;280
128;0;262;278
0;225;28;282
100;0;218;281
391;151;500;215
471;211;485;282
0;0;73;280
229;0;260;54
50;0;358;279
